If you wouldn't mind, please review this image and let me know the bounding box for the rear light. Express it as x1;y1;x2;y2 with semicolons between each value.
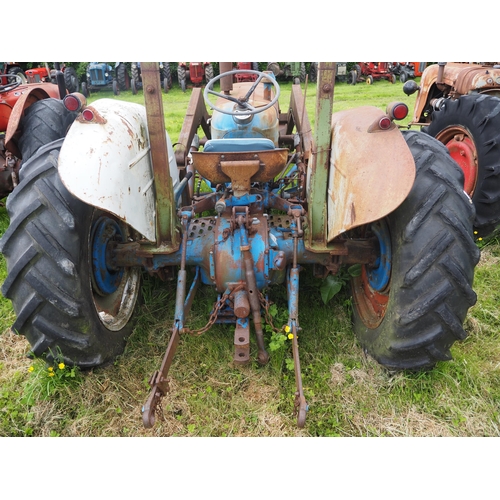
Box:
82;108;95;121
378;116;392;130
63;93;86;113
386;101;408;121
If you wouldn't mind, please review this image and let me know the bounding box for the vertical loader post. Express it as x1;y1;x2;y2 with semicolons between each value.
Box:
141;62;179;250
306;62;335;249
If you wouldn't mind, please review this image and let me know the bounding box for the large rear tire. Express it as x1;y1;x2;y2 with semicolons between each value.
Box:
7;66;26;84
424;93;500;236
63;66;79;93
0;141;142;367
299;62;306;83
162;63;172;90
131;63;140;83
204;64;214;83
351;131;480;371
116;63;130;91
17;98;78;163
309;62;318;83
177;65;186;92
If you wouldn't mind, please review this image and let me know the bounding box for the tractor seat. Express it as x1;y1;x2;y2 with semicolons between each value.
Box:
203;138;275;153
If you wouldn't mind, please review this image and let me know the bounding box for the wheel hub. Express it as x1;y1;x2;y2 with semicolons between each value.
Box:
436;127;478;195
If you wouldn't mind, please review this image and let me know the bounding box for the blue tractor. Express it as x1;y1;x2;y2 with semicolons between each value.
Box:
0;62;480;429
81;62;130;97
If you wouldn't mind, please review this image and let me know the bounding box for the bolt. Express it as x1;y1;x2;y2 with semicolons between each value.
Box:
322;83;332;93
146;85;155;94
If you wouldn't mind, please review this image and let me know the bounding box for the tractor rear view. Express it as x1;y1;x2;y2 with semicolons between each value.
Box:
403;62;500;236
0;62;479;430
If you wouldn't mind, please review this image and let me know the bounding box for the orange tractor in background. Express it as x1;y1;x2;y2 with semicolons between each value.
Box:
403;62;500;236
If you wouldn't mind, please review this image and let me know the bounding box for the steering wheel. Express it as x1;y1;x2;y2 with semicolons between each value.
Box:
0;74;22;94
203;69;280;116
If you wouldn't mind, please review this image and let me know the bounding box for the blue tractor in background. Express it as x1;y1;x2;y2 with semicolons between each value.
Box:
81;62;130;97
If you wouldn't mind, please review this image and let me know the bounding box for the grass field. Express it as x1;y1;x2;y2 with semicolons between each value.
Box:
1;75;499;445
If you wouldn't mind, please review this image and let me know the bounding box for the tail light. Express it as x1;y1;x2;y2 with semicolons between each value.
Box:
386;102;408;121
378;116;392;130
82;108;95;121
63;93;87;113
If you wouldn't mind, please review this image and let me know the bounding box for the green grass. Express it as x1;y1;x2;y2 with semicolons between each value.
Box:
1;77;499;438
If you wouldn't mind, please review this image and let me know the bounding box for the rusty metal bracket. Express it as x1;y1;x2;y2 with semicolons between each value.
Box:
288;213;308;428
174;87;211;169
141;62;179;249
142;323;182;428
234;318;250;364
141;217;196;428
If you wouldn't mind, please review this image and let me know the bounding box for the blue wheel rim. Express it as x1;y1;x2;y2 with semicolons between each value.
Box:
367;220;391;292
91;217;125;296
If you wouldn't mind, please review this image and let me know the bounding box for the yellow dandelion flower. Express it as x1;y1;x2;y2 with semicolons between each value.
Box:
28;366;34;373
48;367;54;372
474;231;478;235
48;372;55;377
284;325;291;333
478;237;483;241
58;363;65;370
288;333;294;340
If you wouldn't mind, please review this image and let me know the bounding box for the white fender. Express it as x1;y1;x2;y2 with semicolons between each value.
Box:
58;98;179;242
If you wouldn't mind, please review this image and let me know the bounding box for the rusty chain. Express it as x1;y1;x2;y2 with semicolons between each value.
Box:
259;292;283;333
182;292;230;337
180;290;282;337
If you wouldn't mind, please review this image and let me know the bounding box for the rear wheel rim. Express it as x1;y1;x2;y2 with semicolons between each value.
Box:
352;220;391;328
90;213;140;331
435;125;478;195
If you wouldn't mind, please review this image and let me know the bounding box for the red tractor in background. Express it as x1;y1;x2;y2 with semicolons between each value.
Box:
177;62;214;92
25;63;79;93
1;69;76;199
0;63;26;85
354;62;396;84
233;62;259;82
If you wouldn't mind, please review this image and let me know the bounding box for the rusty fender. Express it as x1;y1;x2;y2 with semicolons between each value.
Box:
4;84;62;158
410;63;500;124
327;106;415;241
58;98;179;242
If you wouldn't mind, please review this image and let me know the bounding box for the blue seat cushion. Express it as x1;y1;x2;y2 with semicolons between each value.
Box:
203;138;275;153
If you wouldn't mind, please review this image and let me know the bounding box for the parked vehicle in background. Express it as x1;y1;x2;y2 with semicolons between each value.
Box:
1;72;75;198
0;63;26;84
177;62;214;92
81;62;129;97
25;63;79;93
403;62;500;236
391;62;427;83
131;62;172;94
353;62;396;84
